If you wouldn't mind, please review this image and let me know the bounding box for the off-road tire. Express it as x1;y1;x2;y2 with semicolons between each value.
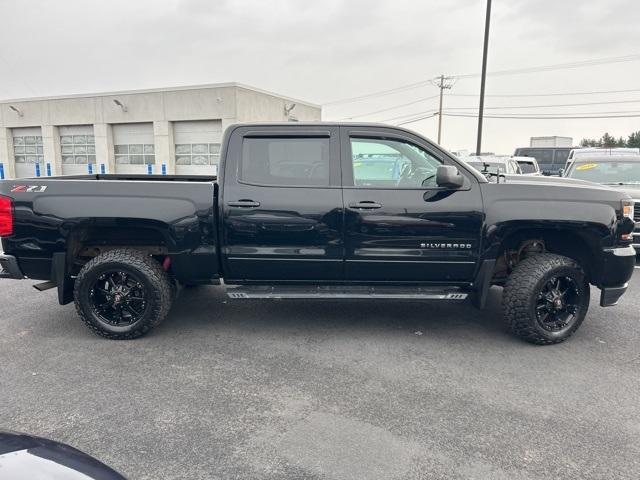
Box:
74;249;173;339
503;253;590;345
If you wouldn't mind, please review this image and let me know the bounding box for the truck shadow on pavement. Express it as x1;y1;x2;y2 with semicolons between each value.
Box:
154;285;510;343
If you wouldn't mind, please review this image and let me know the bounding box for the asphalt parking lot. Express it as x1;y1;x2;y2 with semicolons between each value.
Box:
1;268;640;480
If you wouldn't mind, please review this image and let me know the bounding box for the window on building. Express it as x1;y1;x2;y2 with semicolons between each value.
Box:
175;143;220;165
114;144;155;165
60;133;96;165
13;134;43;164
240;137;330;186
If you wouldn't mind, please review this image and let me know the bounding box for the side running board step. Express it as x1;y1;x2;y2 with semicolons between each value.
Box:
225;285;469;300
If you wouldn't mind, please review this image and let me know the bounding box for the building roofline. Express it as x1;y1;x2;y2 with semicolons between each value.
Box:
0;82;321;109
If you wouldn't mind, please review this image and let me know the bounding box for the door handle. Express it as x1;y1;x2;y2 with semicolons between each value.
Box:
228;199;260;208
348;201;382;209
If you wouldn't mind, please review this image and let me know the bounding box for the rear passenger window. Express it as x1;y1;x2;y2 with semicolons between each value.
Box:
241;137;330;186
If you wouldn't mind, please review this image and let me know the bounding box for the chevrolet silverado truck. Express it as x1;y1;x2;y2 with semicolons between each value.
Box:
0;123;636;345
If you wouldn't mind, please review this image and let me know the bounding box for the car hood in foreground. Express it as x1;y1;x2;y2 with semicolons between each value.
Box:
0;431;126;479
503;174;608;188
603;184;640;199
502;175;640;198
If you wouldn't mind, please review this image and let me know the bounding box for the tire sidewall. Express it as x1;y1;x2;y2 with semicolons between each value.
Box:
527;263;589;342
76;261;161;336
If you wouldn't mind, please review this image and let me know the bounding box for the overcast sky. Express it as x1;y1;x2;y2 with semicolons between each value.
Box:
1;0;639;153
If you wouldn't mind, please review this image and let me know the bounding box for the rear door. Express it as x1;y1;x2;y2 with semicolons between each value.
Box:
220;126;344;282
340;126;483;283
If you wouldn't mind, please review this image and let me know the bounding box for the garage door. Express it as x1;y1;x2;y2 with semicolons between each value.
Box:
113;123;154;175
173;120;221;176
60;125;96;176
12;127;44;179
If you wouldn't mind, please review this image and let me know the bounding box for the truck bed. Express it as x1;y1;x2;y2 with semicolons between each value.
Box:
0;174;219;284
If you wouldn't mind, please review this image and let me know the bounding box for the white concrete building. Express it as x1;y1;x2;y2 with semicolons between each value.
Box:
0;83;321;179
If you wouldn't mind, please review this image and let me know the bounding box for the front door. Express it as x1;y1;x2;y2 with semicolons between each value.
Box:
340;126;483;283
221;126;344;282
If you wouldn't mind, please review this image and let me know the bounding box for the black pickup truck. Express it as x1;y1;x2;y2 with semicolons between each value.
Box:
0;123;636;344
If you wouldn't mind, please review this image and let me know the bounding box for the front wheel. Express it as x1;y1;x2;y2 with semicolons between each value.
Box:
502;253;590;345
73;249;173;339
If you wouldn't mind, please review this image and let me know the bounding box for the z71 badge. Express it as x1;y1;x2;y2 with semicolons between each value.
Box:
11;185;48;193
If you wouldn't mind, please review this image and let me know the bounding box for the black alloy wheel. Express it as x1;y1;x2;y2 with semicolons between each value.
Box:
534;275;581;333
89;270;149;327
503;253;590;345
74;249;173;339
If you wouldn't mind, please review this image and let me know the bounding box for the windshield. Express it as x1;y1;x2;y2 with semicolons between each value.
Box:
518;162;538;174
566;161;640;184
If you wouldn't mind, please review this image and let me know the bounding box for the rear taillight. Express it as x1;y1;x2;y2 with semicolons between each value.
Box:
0;195;13;237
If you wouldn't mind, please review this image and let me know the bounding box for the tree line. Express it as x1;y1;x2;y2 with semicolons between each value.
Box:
580;131;640;148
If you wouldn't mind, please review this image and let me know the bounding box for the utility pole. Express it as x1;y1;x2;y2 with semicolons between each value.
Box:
433;75;455;144
476;0;492;155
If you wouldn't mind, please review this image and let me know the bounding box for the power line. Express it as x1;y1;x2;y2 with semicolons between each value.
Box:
380;108;440;123
396;113;439;126
321;53;640;106
445;98;640;111
449;87;640;98
339;90;640;122
378;98;640;124
338;94;440;120
391;109;640;125
443;112;640;120
454;53;640;78
323;80;434;106
443;108;640;116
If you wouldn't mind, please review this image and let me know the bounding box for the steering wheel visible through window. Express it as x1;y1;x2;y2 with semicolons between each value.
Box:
351;137;442;189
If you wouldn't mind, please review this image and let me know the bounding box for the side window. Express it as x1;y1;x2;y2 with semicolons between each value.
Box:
350;137;442;188
240;137;330;186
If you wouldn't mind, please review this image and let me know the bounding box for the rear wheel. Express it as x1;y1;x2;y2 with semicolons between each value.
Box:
502;253;590;345
73;249;173;339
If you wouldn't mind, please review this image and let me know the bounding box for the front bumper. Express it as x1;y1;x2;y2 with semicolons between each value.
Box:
0;254;25;279
599;245;636;307
600;283;629;307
